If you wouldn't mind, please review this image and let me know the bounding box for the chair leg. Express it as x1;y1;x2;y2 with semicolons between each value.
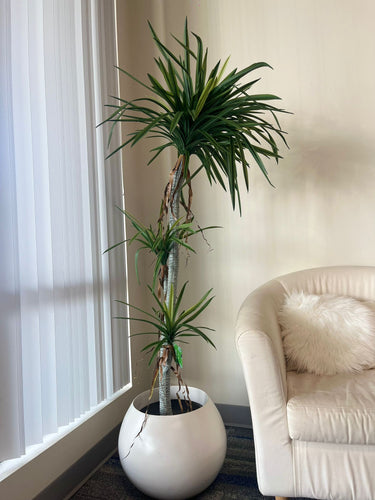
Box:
275;497;288;500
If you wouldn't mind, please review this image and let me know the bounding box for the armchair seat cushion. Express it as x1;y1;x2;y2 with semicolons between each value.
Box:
287;368;375;445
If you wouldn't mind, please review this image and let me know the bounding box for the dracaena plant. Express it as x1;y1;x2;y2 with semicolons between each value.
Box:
102;19;289;416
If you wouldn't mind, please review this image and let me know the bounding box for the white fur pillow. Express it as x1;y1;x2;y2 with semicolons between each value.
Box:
278;291;375;375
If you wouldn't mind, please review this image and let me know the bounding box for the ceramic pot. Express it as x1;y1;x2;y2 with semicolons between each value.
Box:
118;386;227;499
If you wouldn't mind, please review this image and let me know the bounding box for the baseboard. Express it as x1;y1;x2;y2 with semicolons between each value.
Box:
216;403;252;428
35;423;121;500
34;404;251;500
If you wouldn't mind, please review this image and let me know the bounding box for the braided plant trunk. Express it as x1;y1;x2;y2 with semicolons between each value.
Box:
159;155;185;416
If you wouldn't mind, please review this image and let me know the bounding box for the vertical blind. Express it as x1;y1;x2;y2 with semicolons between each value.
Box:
0;0;130;462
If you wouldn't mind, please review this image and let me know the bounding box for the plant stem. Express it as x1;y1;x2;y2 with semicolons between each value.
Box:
165;180;182;305
159;155;185;416
159;347;172;415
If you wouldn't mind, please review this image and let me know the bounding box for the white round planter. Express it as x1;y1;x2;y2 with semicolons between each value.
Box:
118;386;227;499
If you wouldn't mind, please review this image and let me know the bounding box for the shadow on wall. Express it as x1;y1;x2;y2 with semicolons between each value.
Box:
211;122;375;284
287;127;375;191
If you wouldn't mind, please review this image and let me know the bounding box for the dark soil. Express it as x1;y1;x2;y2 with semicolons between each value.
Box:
141;399;202;415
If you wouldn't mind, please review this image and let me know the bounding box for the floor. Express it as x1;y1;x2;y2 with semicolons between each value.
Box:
70;425;311;499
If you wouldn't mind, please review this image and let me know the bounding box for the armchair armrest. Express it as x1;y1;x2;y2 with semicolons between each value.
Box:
235;279;294;496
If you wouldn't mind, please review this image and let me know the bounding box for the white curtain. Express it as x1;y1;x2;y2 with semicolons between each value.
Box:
0;0;130;462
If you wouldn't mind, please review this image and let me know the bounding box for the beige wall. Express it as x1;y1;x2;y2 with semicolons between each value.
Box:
117;0;375;406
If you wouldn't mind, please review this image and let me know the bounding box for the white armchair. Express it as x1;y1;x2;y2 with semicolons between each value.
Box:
235;266;375;500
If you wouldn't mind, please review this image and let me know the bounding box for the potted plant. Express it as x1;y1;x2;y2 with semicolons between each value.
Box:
103;19;288;499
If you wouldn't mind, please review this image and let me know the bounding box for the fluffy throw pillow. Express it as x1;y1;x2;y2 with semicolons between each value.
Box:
278;291;375;375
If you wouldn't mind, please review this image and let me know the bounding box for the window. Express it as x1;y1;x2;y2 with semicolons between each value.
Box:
0;0;130;466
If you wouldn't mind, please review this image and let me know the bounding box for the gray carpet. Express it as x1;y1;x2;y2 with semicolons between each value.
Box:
70;425;310;499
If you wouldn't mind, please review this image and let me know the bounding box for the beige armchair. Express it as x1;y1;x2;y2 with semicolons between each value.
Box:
235;266;375;500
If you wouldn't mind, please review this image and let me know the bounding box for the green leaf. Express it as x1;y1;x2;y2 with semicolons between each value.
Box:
193;78;216;119
216;55;231;83
170;111;184;132
173;343;183;367
148;21;188;75
114;65;153;92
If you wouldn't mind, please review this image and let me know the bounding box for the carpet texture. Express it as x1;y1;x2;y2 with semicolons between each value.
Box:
70;425;310;499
